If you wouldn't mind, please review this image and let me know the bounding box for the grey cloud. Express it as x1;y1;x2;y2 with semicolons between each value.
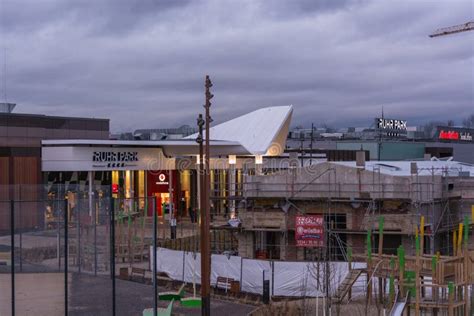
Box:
0;0;472;132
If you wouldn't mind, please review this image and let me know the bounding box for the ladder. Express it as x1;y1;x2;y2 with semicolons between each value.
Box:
332;269;363;302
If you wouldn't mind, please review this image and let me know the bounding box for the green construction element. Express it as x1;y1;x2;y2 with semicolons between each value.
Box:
415;234;420;255
431;256;437;272
397;246;405;271
404;270;416;298
159;284;186;301
367;230;372;261
142;299;174;316
378;216;385;235
180;297;202;308
347;247;353;263
389;274;395;300
389;258;395;300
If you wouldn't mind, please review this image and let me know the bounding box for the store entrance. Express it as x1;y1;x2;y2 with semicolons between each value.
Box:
155;192;170;217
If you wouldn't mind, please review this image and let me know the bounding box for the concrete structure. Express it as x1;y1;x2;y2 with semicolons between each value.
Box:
237;159;474;260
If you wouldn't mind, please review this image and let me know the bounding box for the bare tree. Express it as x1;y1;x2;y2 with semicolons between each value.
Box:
462;114;474;128
423;121;445;138
321;123;335;133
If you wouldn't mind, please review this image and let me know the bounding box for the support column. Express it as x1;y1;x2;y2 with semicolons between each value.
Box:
228;160;236;218
88;171;93;217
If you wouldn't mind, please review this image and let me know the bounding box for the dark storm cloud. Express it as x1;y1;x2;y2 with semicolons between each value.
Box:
0;0;472;132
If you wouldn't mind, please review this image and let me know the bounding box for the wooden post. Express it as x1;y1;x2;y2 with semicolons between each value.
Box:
398;246;405;299
453;229;457;256
366;230;372;306
378;217;384;305
389;257;395;307
448;281;454;316
463;216;469;316
348;247;353;301
420;216;424;256
415;233;420;316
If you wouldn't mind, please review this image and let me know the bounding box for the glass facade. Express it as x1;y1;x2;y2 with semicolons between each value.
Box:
44;165;244;221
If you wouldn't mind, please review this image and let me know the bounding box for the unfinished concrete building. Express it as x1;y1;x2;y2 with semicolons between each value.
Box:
237;158;474;261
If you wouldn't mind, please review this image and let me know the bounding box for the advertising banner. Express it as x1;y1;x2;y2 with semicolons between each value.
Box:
295;215;324;247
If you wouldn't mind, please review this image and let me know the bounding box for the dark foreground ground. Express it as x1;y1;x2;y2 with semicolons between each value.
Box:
70;273;256;316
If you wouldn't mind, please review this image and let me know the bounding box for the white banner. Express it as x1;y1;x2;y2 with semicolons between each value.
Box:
151;247;367;297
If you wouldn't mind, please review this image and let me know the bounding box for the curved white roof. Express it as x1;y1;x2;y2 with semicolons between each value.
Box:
187;105;293;155
42;105;294;157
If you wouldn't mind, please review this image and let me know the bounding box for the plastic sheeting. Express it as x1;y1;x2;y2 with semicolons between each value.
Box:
151;247;367;297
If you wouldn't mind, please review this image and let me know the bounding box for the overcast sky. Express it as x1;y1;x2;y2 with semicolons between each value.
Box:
0;0;472;132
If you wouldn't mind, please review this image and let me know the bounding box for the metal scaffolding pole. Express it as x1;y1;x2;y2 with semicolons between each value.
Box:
10;200;15;316
64;198;68;316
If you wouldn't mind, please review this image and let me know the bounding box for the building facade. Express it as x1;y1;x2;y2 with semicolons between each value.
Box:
0;110;109;232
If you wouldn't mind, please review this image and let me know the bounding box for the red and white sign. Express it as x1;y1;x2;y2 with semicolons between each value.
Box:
156;172;169;185
295;215;324;247
439;129;473;142
439;130;459;140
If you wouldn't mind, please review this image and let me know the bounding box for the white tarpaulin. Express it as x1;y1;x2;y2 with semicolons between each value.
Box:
211;254;242;287
154;247;185;281
184;251;201;284
241;258;272;294
151;247;366;297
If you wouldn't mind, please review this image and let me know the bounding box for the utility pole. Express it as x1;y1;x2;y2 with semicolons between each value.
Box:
202;75;213;315
196;113;207;313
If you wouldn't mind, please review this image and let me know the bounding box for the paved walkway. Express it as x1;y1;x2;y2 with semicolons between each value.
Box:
70;273;256;315
0;272;68;316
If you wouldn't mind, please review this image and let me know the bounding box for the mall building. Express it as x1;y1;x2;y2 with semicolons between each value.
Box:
41;106;293;220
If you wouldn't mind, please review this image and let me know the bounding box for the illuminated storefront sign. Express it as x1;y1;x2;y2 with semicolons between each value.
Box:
93;151;138;162
295;215;324;247
439;130;459;140
42;147;171;171
92;151;138;168
438;127;473;142
156;173;169;185
375;117;408;138
376;118;407;131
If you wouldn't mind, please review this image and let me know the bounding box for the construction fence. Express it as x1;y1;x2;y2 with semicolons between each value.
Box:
151;247;368;298
0;191;170;315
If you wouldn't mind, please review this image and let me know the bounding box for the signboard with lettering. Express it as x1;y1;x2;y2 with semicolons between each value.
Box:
437;126;473;142
295;215;325;247
92;151;139;168
42;146;175;171
375;117;408;138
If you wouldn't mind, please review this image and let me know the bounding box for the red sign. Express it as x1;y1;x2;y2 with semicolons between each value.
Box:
112;184;119;194
295;215;324;247
439;130;459;140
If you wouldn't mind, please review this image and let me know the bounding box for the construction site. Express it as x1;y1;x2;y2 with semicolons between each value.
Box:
0;17;473;315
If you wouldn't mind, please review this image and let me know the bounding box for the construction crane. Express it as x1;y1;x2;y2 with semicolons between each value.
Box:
429;21;474;37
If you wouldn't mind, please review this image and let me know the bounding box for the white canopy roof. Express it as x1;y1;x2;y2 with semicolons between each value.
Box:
186;105;293;155
42;105;293;157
